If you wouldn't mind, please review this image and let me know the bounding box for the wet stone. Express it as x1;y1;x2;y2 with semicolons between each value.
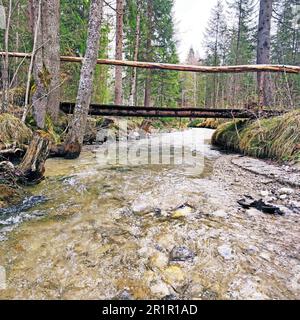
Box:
218;244;234;260
207;209;228;218
169;246;195;262
200;289;218;300
150;282;170;297
278;188;294;196
113;289;134;300
162;294;178;300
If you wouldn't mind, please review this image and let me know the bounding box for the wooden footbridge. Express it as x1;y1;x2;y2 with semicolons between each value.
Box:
2;51;300;119
60;102;284;119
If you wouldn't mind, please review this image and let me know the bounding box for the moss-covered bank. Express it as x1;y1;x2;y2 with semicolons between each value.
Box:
212;110;300;162
189;118;225;129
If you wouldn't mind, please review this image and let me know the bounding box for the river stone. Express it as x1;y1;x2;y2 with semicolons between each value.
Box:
246;208;261;217
289;200;300;210
278;188;294;196
260;190;270;197
149;252;169;268
171;205;193;219
162;294;178;300
169;246;195;262
150;282;170;297
279;194;288;200
218;244;234;260
208;209;228;218
162;266;185;287
113;289;134;300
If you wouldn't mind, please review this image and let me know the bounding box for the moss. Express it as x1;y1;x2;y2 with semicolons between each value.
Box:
0;113;32;147
188;119;203;127
0;184;23;207
212;110;300;162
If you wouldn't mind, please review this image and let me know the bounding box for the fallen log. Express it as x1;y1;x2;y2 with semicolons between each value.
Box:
1;51;300;74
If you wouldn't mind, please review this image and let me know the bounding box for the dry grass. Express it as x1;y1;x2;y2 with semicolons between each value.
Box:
0;113;32;147
212;110;300;162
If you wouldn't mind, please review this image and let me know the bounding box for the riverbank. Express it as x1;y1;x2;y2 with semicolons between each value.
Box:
0;129;299;299
212;110;300;163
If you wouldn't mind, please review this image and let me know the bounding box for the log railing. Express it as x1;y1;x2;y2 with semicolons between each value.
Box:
1;52;300;74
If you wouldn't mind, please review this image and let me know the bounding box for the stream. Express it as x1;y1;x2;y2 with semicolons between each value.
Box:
0;128;299;300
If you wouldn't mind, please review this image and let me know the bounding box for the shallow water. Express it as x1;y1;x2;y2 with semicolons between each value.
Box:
0;128;299;300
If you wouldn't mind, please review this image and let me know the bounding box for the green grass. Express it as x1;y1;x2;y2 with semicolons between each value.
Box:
212;110;300;162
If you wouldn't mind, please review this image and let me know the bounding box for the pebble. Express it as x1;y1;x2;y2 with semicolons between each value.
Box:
263;196;277;203
260;190;270;197
149;252;169;268
171;205;193;219
218;244;234;260
278;188;294;195
208;209;228;218
169;246;195;262
162;266;185;286
289;200;300;209
150;282;170;297
245;245;259;255
279;194;288;200
246;208;261;217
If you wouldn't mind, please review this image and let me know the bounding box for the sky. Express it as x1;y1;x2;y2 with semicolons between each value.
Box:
174;0;219;62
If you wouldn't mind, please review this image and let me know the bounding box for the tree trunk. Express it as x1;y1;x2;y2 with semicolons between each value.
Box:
128;1;141;106
144;0;153;107
257;0;273;107
18;130;52;184
42;0;61;122
63;0;103;159
31;0;47;128
1;0;12;113
114;0;123;105
28;0;60;128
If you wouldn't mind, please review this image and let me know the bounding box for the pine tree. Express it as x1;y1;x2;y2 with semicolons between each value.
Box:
203;0;228;108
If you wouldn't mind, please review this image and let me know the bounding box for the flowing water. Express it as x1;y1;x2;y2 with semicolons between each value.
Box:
0;128;299;300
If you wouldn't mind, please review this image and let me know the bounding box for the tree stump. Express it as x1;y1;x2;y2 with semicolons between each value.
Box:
18;130;52;184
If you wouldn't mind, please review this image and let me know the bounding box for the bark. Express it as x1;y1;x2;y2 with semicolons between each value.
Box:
26;0;60;128
144;0;153;107
3;52;300;74
63;0;103;159
42;0;61;122
257;0;273;107
128;1;141;106
18;130;52;184
1;0;12;113
114;0;123;105
23;0;42;123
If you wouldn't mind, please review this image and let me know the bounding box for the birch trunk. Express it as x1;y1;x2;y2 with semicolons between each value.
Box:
63;0;103;159
1;0;12;113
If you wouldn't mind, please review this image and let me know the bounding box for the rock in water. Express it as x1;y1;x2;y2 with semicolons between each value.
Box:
208;210;228;218
218;244;234;260
171;204;193;219
278;188;294;196
169;246;195;262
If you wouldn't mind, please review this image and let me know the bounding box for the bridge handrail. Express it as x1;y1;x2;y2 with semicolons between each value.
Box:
1;52;300;74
